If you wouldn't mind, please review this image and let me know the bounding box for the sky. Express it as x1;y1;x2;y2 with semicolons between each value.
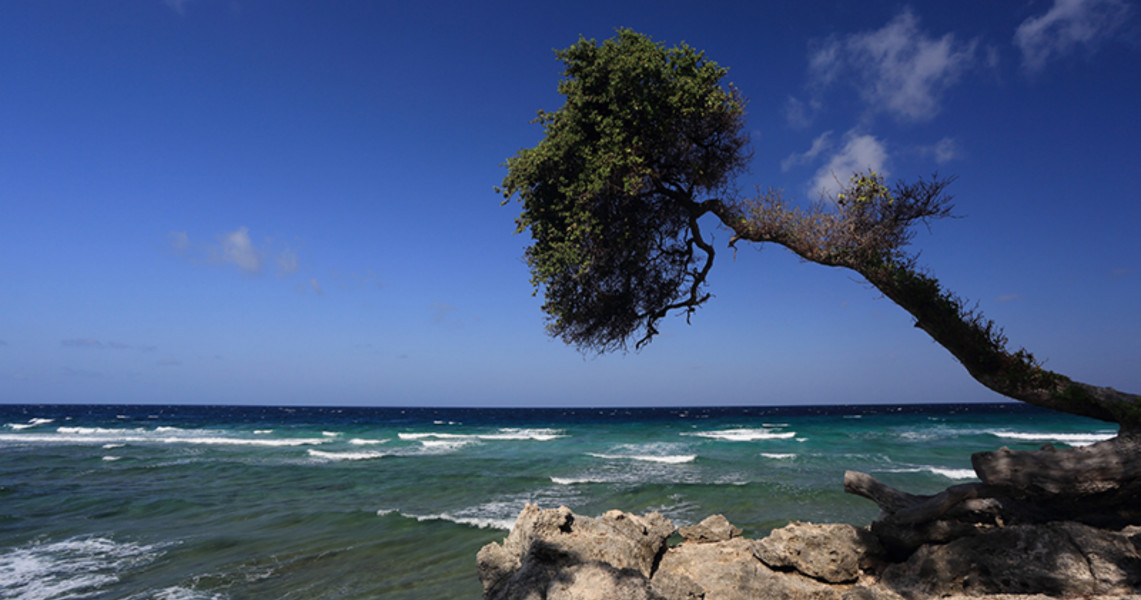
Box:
1;0;1139;408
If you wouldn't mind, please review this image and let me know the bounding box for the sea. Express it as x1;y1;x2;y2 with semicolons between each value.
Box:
0;402;1117;600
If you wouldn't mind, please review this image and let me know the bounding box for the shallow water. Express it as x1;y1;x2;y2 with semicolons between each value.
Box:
0;403;1114;599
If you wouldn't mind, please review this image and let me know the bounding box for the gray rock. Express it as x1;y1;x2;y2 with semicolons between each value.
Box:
479;505;1141;600
653;536;843;600
678;514;741;544
545;562;664;600
755;521;883;584
879;522;1141;598
477;504;674;600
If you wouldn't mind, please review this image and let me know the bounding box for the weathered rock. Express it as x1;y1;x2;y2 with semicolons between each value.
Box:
544;562;663;600
653;536;844;600
879;521;1141;598
678;514;741;544
479;505;1141;600
477;504;674;600
755;521;883;584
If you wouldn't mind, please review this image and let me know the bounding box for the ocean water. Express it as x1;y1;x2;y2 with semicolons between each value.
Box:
0;403;1116;600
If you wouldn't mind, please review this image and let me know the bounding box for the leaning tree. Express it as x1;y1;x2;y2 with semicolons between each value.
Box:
499;29;1140;548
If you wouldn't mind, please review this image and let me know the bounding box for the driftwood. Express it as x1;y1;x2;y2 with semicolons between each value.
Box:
844;432;1141;553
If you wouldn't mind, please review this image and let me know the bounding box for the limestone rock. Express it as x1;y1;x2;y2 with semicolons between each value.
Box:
479;505;1141;600
477;504;674;600
879;521;1141;598
678;514;741;544
755;521;883;584
653;536;844;600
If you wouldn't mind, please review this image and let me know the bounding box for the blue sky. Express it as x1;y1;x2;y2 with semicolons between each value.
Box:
2;0;1138;407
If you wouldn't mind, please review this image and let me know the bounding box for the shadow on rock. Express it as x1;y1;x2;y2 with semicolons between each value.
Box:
479;505;1141;600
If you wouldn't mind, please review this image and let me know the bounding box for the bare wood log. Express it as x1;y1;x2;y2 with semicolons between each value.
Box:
972;433;1141;497
844;471;1000;525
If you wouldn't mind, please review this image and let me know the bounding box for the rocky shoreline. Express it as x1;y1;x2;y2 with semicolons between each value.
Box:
477;504;1141;599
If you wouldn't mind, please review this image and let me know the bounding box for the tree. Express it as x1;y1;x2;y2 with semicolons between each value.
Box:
499;29;1141;542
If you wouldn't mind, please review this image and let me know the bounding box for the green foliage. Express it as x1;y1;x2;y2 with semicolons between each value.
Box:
499;29;749;351
837;172;893;206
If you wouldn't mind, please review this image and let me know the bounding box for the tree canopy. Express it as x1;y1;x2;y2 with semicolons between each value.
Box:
500;29;1141;433
498;29;749;351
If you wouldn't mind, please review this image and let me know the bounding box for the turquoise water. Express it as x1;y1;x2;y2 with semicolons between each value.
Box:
0;403;1116;599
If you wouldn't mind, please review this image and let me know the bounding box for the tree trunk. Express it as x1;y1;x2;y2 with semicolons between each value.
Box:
843;433;1141;552
702;194;1141;536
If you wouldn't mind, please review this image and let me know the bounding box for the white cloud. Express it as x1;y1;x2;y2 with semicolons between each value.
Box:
809;8;977;121
810;133;889;200
309;278;324;295
1014;0;1132;73
933;137;959;163
219;227;263;274
781;131;834;172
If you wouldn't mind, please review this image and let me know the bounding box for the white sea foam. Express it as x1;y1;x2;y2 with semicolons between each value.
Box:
551;476;599;485
130;586;227;600
760;453;796;460
587;452;696;464
102;443;125;449
349;438;388;445
253;430;273;435
321;431;341;438
7;418;54;431
57;426;135;435
0;536;163;600
884;466;978;480
683;428;796;441
377;508;515;531
1;430;329;448
419;439;473;451
102;456;121;462
927;467;977;480
398;428;564;443
308;449;388;461
990;430;1115;447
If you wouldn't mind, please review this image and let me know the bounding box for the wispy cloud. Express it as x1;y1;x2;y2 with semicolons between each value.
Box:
163;0;192;15
431;302;457;325
809;132;889;199
782;131;834;172
1014;0;1133;73
168;231;191;254
809;8;977;122
170;227;303;279
308;278;324;295
911;137;962;164
784;96;822;128
277;246;300;276
62;338;148;351
218;227;263;274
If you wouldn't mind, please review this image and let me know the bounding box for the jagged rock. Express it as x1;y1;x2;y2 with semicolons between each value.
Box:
678;514;741;544
477;504;674;600
755;521;884;584
879;521;1141;598
479;505;1141;600
653;536;845;600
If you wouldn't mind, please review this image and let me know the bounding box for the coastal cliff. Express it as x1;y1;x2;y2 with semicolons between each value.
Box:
478;504;1141;599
